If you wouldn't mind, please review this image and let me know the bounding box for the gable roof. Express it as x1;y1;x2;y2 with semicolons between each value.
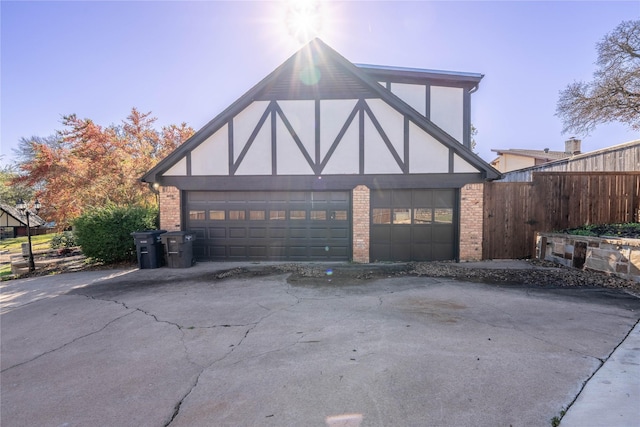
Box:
142;38;499;182
356;63;484;88
0;202;47;227
491;148;571;161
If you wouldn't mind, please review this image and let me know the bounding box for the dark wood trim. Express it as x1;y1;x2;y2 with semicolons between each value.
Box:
463;89;471;148
448;149;454;174
159;173;485;191
425;84;431;120
186;153;192;176
228;119;234;175
453;188;461;261
271;108;277;175
403;117;410;174
315;99;321;166
359;99;365;174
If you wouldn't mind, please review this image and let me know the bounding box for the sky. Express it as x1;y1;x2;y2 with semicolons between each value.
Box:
1;0;639;168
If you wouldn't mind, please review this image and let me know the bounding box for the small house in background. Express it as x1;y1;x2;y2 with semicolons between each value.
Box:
490;137;581;173
0;202;47;239
496;139;640;182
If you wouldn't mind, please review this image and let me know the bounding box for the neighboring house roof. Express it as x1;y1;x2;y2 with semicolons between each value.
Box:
0;202;47;227
490;148;571;162
497;139;640;182
142;38;500;183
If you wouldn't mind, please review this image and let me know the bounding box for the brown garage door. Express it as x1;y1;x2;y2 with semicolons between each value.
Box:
370;189;457;261
186;191;351;261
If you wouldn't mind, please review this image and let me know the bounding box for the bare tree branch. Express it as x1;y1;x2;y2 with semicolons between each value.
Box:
557;20;640;135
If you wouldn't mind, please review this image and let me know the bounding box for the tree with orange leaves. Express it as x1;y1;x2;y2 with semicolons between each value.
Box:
13;108;193;229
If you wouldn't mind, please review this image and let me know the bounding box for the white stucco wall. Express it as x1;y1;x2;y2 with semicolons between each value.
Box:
430;86;463;143
390;83;426;116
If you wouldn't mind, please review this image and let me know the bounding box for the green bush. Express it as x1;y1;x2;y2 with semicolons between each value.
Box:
73;205;158;263
50;231;78;250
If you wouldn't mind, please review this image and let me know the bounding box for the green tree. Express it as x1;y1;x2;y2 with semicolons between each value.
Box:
0;164;33;204
556;20;640;135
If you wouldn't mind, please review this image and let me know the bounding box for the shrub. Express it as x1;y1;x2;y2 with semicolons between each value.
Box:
50;231;77;250
73;205;158;263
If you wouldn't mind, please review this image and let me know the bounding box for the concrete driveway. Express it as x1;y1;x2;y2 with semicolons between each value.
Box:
1;262;639;426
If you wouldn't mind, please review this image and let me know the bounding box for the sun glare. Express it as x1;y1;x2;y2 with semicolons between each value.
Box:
285;0;325;44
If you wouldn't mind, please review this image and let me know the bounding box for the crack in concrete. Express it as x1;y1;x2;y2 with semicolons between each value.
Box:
557;317;640;424
1;310;135;373
164;281;301;425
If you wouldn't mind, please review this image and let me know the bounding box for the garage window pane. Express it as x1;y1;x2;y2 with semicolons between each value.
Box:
249;210;265;220
290;210;306;220
311;211;326;220
331;211;348;221
229;210;245;220
269;210;286;220
414;208;432;224
189;210;205;220
209;210;225;220
373;208;391;224
434;208;453;223
393;208;411;224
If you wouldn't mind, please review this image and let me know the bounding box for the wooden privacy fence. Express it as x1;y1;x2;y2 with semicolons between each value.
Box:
482;172;640;259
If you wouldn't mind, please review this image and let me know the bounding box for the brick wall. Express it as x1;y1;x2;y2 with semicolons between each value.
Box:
352;185;370;263
459;183;484;261
159;186;181;231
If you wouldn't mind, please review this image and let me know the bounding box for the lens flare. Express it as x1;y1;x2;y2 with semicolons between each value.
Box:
285;0;324;44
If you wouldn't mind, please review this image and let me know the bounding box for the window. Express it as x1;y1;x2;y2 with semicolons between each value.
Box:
414;208;432;224
434;208;453;223
249;210;265;220
189;210;205;220
290;210;306;220
209;210;225;220
393;208;411;224
229;210;245;220
372;208;391;224
331;211;348;221
311;210;326;220
269;210;286;220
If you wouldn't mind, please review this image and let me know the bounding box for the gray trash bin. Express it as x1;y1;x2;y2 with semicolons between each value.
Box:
131;230;166;269
160;231;195;268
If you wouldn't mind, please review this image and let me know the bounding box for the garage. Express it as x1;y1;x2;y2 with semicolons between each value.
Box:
142;39;500;263
186;191;350;261
370;189;457;261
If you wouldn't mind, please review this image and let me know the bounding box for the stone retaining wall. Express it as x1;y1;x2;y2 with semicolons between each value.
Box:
536;232;640;282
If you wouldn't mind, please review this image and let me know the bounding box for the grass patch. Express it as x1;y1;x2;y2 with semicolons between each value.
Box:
0;234;55;253
0;263;13;277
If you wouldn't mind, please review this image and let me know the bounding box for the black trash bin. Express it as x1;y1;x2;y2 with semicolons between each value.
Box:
131;230;166;269
160;231;195;268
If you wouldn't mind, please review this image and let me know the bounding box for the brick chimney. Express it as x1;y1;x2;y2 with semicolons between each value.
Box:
565;137;581;155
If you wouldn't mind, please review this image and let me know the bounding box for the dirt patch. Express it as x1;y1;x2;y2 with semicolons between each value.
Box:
205;260;640;296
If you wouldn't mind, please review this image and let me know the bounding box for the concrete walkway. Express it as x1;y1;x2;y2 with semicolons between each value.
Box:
561;322;640;426
1;261;639;426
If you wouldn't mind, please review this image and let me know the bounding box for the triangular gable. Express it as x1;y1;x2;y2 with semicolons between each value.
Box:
142;38;499;183
0;202;46;227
